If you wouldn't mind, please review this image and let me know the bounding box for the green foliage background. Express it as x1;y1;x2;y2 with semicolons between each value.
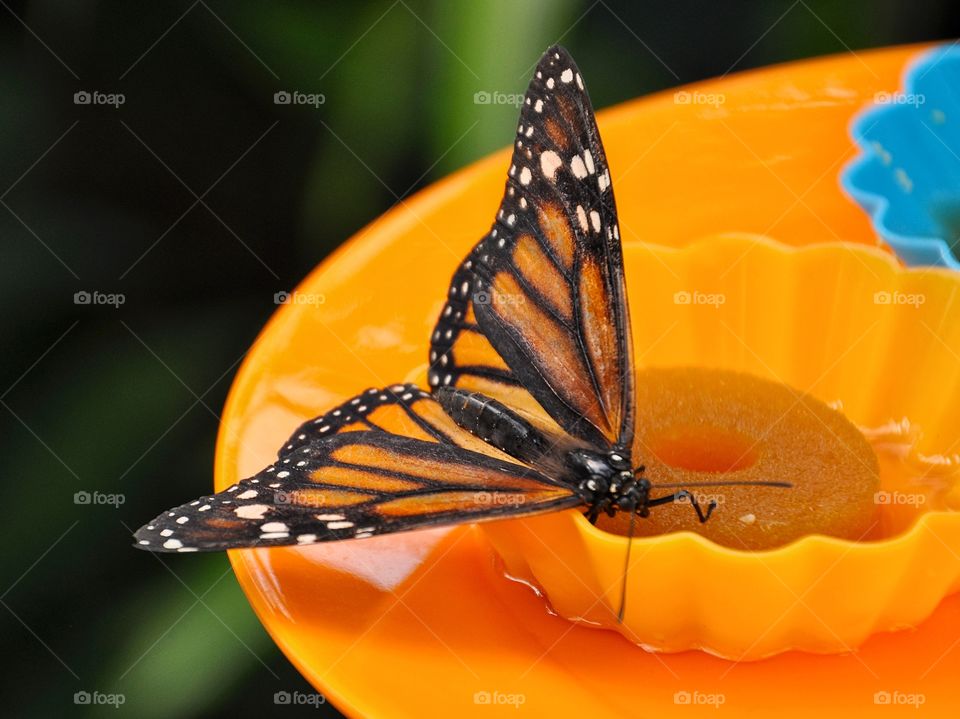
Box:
0;1;955;716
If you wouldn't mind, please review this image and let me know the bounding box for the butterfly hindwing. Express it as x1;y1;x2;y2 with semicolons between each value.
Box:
430;46;634;451
135;385;580;552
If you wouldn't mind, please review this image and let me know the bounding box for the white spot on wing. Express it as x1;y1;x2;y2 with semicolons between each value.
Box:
570;155;588;179
598;170;610;192
560;68;574;83
236;504;269;519
590;210;601;233
519;166;532;185
540;151;562;180
576;205;588;232
237;489;258;500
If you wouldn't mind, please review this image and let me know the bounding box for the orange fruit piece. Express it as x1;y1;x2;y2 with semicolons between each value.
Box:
597;367;880;549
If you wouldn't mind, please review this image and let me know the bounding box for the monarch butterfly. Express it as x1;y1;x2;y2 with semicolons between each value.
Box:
134;46;787;557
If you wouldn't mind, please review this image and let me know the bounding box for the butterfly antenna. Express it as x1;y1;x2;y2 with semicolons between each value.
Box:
616;508;638;623
652;480;792;489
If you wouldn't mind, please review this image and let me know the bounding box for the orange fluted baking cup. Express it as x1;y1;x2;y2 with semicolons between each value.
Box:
482;234;960;661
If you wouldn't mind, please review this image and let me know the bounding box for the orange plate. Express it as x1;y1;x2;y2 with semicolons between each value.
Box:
215;45;956;717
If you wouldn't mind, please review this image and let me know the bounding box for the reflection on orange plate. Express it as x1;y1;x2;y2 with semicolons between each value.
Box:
237;527;958;716
216;44;956;717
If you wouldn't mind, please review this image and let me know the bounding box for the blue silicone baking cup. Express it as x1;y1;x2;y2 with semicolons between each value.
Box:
842;43;960;270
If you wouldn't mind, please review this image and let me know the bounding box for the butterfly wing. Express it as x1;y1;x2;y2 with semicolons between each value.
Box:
430;46;634;452
134;385;581;552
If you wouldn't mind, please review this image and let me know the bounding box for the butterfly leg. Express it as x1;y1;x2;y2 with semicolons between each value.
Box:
647;490;717;524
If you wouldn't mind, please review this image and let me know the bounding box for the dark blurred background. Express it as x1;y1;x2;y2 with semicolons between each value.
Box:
0;1;956;716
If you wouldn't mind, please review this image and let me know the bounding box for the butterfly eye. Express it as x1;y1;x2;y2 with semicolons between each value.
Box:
608;452;630;471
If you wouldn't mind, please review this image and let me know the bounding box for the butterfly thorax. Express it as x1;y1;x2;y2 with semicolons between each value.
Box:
435;386;647;519
567;448;650;520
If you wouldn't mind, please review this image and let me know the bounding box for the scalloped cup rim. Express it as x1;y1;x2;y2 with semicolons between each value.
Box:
573;231;955;563
841;161;960;269
482;233;960;658
565;502;951;557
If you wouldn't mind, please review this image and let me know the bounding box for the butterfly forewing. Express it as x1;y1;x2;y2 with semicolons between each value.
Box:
135;385;580;552
135;45;636;554
429;46;635;451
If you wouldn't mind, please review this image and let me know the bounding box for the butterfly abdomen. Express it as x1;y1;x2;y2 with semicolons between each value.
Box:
434;386;553;464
